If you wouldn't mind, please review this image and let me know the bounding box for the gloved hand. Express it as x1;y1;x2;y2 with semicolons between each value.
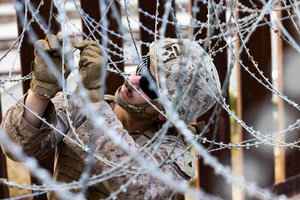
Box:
77;40;104;102
30;34;69;99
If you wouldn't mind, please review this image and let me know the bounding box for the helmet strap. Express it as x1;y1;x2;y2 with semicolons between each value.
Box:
114;87;161;120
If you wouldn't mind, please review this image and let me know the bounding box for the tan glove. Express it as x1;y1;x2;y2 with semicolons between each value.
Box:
77;40;104;102
30;34;69;99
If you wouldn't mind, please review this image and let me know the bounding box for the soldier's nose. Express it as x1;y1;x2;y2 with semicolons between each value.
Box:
128;75;141;86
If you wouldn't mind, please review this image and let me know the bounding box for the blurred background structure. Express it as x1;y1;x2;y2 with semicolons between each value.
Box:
0;0;300;200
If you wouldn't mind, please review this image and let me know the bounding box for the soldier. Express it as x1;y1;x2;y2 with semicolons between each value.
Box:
1;35;221;199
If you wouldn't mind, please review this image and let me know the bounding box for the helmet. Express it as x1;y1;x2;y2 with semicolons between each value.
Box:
147;38;221;122
116;38;221;123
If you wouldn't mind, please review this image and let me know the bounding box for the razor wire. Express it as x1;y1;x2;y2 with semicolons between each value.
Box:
1;0;300;199
0;0;298;158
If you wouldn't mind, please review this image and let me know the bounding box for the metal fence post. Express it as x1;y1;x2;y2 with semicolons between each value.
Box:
16;0;60;199
138;0;176;56
80;0;124;94
192;0;231;199
0;95;9;198
239;1;274;199
281;3;300;182
16;0;60;94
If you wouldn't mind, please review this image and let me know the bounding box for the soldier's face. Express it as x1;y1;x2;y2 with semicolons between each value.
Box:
119;74;151;105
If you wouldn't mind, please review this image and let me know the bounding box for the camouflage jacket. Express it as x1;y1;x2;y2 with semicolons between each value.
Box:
1;91;193;200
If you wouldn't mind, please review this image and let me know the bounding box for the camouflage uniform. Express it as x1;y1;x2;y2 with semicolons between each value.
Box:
1;92;191;200
2;38;221;200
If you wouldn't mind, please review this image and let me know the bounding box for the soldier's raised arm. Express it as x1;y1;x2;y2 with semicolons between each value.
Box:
1;34;70;160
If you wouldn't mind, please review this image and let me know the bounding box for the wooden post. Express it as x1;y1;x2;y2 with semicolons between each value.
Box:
16;1;60;199
231;54;245;200
271;1;285;184
227;1;245;199
80;0;124;94
0;96;9;198
192;0;231;199
138;0;176;56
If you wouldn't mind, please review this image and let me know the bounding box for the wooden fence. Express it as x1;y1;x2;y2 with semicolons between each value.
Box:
0;0;299;199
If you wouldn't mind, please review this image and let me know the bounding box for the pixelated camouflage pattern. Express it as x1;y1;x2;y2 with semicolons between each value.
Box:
1;92;191;200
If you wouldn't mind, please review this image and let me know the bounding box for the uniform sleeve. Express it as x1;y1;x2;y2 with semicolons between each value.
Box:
1;92;70;160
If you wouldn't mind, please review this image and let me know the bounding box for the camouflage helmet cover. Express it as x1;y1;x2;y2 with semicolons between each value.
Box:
148;38;221;122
